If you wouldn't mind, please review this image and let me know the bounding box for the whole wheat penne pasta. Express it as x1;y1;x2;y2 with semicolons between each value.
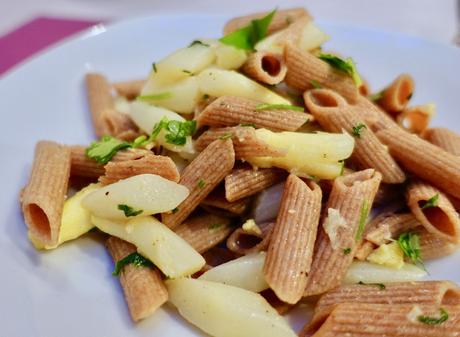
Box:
376;126;460;199
375;73;414;116
21;141;71;247
260;289;295;315
174;213;233;254
365;212;420;246
106;237;168;321
197;96;310;131
223;8;311;35
70;146;152;178
359;79;371;96
314;281;460;319
201;188;250;215
194;126;284;160
284;43;359;103
304;89;405;184
397;103;435;134
99;154;180;185
227;222;274;255
303;169;382;297
413;226;459;260
354;95;399;132
354;240;375;261
112;79;146;99
450;196;460;212
406;180;460;243
423;127;460;156
242;51;287;85
86;73;138;138
225;165;287;202
300;303;460;337
264;175;322;304
161;139;235;229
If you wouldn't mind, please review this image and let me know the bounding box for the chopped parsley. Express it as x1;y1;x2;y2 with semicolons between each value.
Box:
197;179;206;189
219;9;276;50
318;53;362;86
352;123;367;138
152;63;157;73
255;103;304;111
368;90;384;102
117;204;143;217
240;123;256;128
150;117;197;146
339;160;345;176
85;136;131;164
172;207;179;214
131;135;148;148
208;223;223;230
182;69;192;75
421;193;439;209
397;232;424;267
136;92;172;101
188;40;210;48
343;247;352;255
310;80;322;89
358;281;386;290
112;252;154;276
219;133;233;140
418;308;448;325
355;200;369;241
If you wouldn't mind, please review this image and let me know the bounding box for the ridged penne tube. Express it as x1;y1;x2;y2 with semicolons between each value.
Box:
300;303;460;337
85;73;138;137
304;89;405;184
376;127;460;199
365;212;420;246
174;213;233;254
284;43;359;103
406;180;460;243
106;237;168;321
194;126;284;160
242;51;287;85
70;146;152;178
423;127;460;156
225;166;286;202
112;79;145;99
415;226;459;260
397;103;435;134
223;7;311;35
162;139;235;229
99;154;180;185
314;281;460;319
354;95;399;132
227;222;274;255
21;141;71;247
201;188;250;215
197;96;310;131
264;175;322;304
375;73;414;116
303;169;382;297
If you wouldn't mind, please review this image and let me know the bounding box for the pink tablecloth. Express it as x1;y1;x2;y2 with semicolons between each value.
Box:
0;17;99;76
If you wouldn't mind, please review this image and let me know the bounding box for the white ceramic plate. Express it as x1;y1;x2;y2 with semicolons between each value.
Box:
1;14;460;337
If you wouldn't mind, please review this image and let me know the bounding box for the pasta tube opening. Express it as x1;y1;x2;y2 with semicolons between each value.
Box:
25;204;51;240
419;205;457;237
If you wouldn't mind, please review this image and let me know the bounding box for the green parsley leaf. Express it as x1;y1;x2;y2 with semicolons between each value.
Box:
85;136;131;164
368;90;384;102
149;117;196;146
421;193;439;209
397;232;424;267
343;247;352;255
117;204;143;217
189;40;210;48
172;207;179;214
136;92;172;101
219;133;233;140
152;63;157;73
255;103;304;111
418;308;449;325
219;9;276;50
310;80;322;89
352;123;367;138
339;160;345;176
197;179;206;189
318;53;362;86
131;135;148;148
182;69;192;75
358;281;386;290
208;223;223;230
112;252;153;276
355;200;369;241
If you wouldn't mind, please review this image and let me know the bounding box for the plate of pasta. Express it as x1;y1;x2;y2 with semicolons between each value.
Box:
2;7;460;337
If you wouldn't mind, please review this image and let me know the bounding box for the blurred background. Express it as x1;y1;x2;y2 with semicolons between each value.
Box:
0;0;459;76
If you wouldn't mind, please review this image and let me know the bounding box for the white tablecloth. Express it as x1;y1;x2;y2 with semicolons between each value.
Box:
0;0;458;44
